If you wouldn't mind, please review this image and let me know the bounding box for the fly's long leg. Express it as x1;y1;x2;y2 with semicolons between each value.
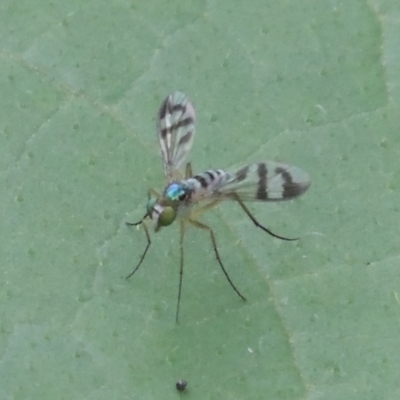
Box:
188;218;246;302
125;187;160;280
125;218;151;279
231;193;299;241
176;221;186;323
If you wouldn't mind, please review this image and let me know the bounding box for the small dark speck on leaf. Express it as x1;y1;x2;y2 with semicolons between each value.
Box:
176;380;187;392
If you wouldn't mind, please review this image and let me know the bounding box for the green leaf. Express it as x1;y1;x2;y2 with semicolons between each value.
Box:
1;0;400;399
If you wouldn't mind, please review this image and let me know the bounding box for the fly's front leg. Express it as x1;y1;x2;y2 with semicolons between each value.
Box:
125;219;151;279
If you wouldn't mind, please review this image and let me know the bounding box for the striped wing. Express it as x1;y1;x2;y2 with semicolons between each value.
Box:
190;162;310;202
157;92;195;181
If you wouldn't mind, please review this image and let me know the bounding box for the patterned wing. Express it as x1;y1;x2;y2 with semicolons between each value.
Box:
157;92;195;181
217;161;310;201
189;162;310;203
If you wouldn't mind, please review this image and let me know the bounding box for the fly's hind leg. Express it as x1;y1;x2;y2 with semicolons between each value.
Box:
231;193;299;241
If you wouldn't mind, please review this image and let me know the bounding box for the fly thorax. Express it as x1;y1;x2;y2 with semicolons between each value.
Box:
147;182;193;232
164;182;193;218
164;182;192;204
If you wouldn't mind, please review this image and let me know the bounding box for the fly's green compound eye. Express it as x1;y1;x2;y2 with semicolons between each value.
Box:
146;197;157;215
158;206;176;227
